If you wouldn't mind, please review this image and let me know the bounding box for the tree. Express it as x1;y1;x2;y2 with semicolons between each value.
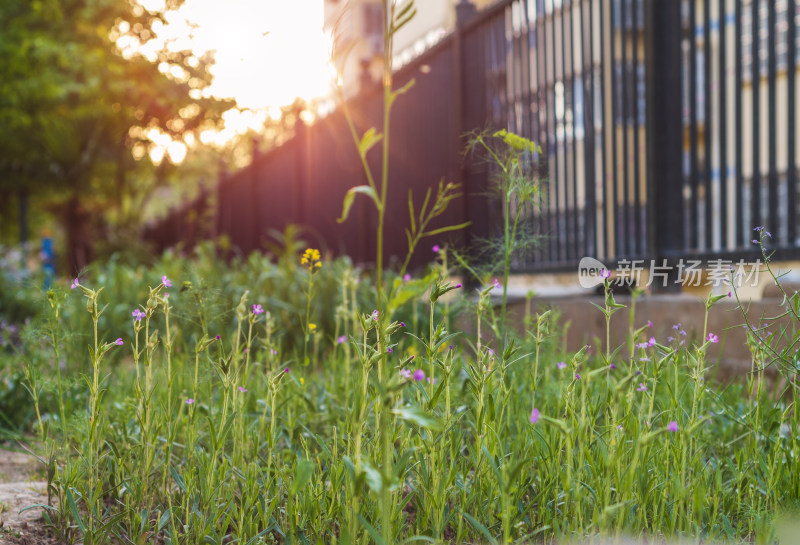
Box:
0;0;231;273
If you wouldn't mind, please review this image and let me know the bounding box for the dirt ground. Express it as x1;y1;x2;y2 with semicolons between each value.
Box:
0;448;57;545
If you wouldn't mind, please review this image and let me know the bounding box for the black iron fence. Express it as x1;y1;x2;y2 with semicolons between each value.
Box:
145;0;800;273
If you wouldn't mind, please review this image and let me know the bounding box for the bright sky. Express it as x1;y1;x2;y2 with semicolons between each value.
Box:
126;0;335;160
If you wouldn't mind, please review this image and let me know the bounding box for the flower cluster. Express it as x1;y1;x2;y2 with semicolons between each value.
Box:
301;248;322;271
636;337;656;350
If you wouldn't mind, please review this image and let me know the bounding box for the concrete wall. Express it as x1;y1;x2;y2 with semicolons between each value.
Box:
505;292;794;383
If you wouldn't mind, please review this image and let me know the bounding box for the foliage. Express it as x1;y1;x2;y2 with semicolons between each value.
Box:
3;237;800;543
458;129;543;339
0;0;230;271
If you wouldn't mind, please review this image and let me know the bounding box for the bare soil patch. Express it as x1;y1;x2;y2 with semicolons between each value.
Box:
0;448;54;544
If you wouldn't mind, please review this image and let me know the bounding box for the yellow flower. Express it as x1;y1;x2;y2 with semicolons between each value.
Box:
300;377;305;385
309;323;317;331
301;248;322;271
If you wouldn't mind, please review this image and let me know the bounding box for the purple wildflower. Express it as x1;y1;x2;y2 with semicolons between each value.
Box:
387;347;393;353
161;275;172;288
403;273;412;282
252;304;264;315
238;386;248;392
337;335;347;344
575;373;581;380
637;382;648;392
647;320;653;328
400;369;412;379
371;309;379;321
667;421;679;432
413;369;426;381
132;309;145;321
530;407;540;424
599;269;611;279
706;333;719;344
115;338;124;346
432;245;440;253
672;323;682;330
557;361;567;369
70;278;79;289
185;398;194;405
400;322;406;327
647;337;656;347
609;363;616;370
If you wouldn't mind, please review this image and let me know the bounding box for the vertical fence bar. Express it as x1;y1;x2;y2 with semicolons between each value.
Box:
703;0;712;250
718;0;728;248
767;0;778;238
751;0;761;232
600;0;609;259
621;0;631;257
632;0;642;255
568;1;580;260
548;0;564;261
610;0;619;260
520;0;534;262
540;0;553;263
789;0;797;244
505;6;516;135
646;0;684;282
580;0;597;257
735;0;743;247
689;0;699;249
558;1;569;261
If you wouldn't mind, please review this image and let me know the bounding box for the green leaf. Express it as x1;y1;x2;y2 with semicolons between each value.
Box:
393;406;443;431
337;185;379;224
66;488;86;533
389;78;416;108
358;127;383;157
462;511;497;545
422;221;471;238
170;466;186;492
357;513;387;545
361;460;384;493
157;508;171;533
392;7;417;35
291;459;314;495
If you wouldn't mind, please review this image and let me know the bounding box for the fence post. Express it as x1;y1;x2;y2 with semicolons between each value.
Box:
645;0;683;291
457;0;490;273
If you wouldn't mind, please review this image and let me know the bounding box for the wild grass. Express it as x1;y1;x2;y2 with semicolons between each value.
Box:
3;236;799;544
